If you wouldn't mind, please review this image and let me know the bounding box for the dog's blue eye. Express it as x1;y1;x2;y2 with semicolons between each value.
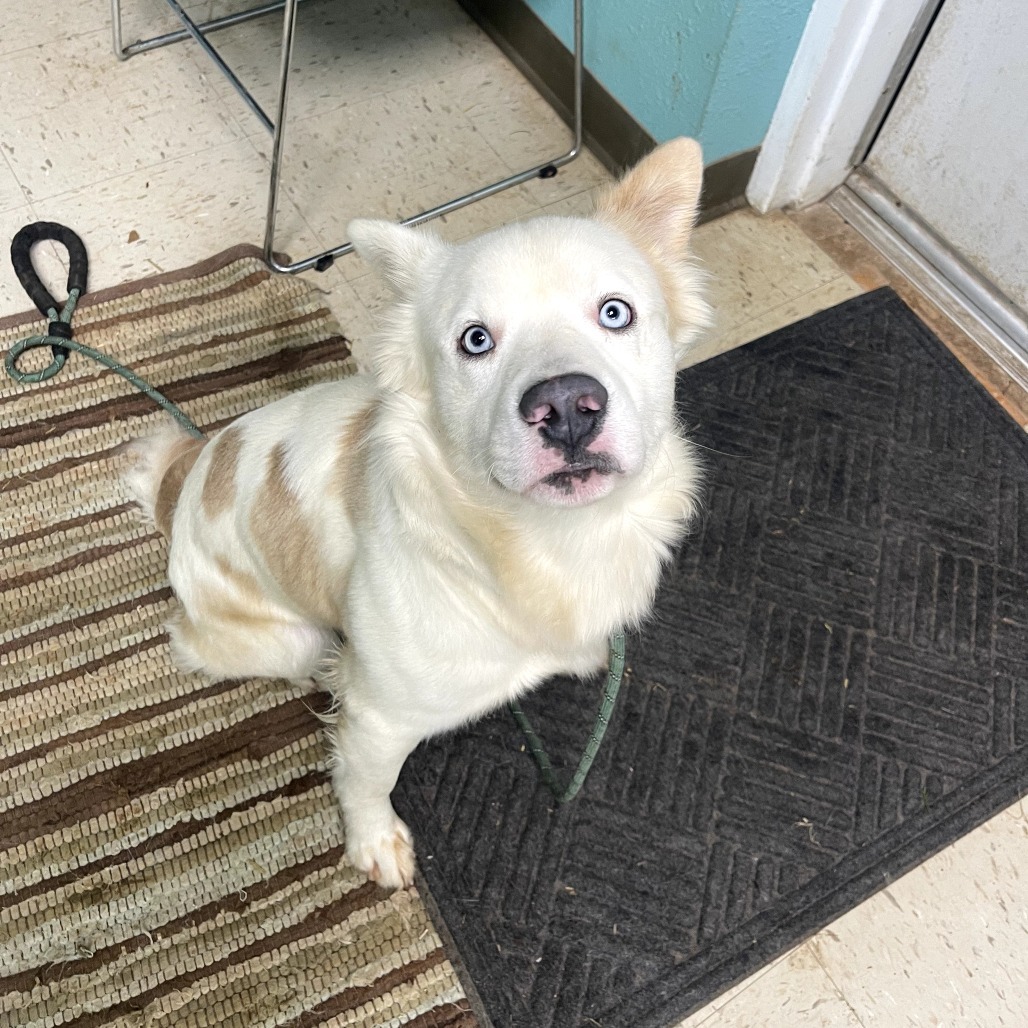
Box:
460;325;495;356
599;299;633;330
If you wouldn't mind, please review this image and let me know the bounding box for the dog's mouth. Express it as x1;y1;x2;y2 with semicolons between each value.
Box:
530;451;623;504
543;452;620;488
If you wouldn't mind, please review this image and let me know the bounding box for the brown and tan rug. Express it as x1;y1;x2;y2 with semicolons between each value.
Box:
0;247;476;1028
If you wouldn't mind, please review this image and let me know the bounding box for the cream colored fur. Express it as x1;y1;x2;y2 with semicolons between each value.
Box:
123;138;710;889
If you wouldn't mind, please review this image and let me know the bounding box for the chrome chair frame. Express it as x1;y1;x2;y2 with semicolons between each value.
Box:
111;0;583;274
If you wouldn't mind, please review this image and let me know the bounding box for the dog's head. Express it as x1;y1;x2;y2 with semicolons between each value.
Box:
349;137;709;508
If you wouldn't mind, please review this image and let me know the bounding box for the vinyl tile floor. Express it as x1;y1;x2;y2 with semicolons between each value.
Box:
2;2;1025;1026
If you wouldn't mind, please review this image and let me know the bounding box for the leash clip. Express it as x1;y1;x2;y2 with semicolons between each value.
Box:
45;318;73;363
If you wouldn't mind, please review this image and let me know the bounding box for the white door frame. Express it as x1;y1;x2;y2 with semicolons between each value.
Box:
746;0;936;212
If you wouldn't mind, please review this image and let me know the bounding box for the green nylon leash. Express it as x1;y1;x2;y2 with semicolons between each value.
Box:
5;290;205;441
509;630;626;803
5;222;204;440
5;221;626;803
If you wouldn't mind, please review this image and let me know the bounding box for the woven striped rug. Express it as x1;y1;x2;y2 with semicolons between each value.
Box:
0;246;475;1028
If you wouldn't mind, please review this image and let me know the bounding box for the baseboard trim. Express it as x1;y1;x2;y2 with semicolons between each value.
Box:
456;0;756;221
699;149;759;222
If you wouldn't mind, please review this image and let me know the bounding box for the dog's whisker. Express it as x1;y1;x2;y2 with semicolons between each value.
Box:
688;440;749;460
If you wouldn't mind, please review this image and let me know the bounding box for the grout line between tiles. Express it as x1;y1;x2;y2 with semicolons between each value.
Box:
729;273;864;338
22;134;266;210
0;152;32;216
0;26;109;63
806;938;873;1027
675;947;798;1027
537;186;600;217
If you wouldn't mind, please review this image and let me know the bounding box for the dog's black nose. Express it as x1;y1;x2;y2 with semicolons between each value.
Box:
519;374;608;451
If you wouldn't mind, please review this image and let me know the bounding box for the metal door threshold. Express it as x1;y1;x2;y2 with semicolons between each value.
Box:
829;170;1028;392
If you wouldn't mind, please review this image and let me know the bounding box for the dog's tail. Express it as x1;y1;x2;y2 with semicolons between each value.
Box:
121;423;206;538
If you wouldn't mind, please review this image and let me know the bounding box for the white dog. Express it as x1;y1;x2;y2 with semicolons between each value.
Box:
124;137;710;889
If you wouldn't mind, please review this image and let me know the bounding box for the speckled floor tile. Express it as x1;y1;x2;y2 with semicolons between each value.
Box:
808;799;1028;1027
693;208;849;312
449;58;610;205
116;0;222;46
0;30;242;201
453;59;567;165
684;273;863;367
535;184;606;220
430;182;554;244
676;945;865;1027
0;156;26;214
22;138;318;296
199;0;498;129
688;208;861;365
0;9;108;57
249;76;572;279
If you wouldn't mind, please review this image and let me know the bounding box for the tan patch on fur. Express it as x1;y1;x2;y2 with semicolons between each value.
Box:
187;555;301;645
499;547;576;642
201;425;243;520
333;403;377;523
213;554;269;618
154;436;205;537
250;443;340;626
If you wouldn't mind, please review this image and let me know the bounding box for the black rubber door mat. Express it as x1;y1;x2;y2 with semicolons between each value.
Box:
395;288;1028;1028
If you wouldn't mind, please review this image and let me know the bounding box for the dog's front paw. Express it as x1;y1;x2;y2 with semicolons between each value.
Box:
346;815;415;890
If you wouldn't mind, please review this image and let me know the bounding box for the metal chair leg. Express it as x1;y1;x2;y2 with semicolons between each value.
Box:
112;0;300;62
111;0;127;60
111;0;585;276
263;0;585;274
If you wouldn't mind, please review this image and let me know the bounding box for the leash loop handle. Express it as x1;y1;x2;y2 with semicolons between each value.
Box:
11;221;89;319
9;222;89;377
5;221;204;439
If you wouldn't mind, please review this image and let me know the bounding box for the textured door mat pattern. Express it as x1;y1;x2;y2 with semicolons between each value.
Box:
0;247;474;1028
394;288;1028;1028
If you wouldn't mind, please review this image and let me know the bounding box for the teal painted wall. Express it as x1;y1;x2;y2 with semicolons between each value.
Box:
525;0;815;164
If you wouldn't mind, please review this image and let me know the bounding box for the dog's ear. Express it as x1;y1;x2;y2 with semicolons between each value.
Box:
348;219;445;297
595;138;711;364
348;220;448;394
595;137;703;257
